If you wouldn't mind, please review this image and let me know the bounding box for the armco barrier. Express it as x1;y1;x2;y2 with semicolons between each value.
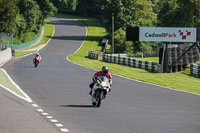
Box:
9;27;44;50
88;51;99;60
0;48;12;67
190;64;200;77
103;54;161;72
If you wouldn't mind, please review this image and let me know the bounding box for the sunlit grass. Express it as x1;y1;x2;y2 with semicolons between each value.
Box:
15;52;30;58
59;13;200;94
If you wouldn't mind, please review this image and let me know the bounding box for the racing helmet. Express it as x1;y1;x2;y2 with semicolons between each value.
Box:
102;66;109;75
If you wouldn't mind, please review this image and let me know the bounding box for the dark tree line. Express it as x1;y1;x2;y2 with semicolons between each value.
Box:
1;0;199;52
74;0;200;55
0;0;56;42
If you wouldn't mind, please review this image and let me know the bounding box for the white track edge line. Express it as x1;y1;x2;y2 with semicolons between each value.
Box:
66;58;200;97
1;68;32;102
65;20;200;97
0;24;56;103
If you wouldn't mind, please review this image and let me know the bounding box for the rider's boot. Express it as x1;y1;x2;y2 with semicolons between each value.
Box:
89;88;93;95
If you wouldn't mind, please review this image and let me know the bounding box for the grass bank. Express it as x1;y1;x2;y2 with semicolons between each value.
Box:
15;19;54;58
60;13;200;94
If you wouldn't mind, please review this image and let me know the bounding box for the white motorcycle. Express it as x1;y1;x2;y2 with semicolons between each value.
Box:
91;76;111;107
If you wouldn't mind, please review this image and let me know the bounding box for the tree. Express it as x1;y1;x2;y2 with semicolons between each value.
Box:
52;0;76;11
114;28;126;53
158;0;200;27
120;0;157;27
19;0;42;33
34;0;57;23
67;0;77;11
158;0;200;40
0;0;19;33
52;0;69;10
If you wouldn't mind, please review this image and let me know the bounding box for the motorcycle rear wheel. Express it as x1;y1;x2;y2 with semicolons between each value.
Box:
34;61;38;68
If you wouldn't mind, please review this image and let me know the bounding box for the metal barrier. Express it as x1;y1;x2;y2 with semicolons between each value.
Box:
88;51;99;60
9;27;44;50
0;33;14;51
191;64;200;77
103;54;161;72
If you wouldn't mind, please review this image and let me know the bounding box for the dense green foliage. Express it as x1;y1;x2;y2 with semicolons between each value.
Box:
0;0;56;43
75;0;200;56
1;0;200;52
0;0;19;34
65;14;200;94
76;0;157;29
157;0;200;40
52;0;77;11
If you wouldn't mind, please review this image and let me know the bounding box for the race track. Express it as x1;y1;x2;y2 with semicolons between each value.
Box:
3;16;200;133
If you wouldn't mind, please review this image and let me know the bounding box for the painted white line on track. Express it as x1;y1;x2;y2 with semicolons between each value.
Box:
55;124;63;127
51;119;58;123
1;22;71;133
66;56;200;97
1;68;32;102
46;116;53;119
65;18;200;98
37;109;44;112
112;73;200;96
66;18;87;61
42;112;49;116
60;128;69;132
32;104;38;107
0;84;30;103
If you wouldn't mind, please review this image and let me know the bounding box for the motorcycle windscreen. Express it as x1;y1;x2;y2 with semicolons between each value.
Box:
98;76;109;83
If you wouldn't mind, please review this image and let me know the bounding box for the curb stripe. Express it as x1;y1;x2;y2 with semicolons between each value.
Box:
51;119;58;123
55;124;63;127
47;116;53;119
60;128;69;132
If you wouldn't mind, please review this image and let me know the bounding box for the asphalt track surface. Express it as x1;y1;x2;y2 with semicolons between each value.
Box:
0;86;60;133
3;16;200;133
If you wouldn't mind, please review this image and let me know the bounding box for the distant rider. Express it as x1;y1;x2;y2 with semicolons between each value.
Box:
33;52;42;64
89;66;112;95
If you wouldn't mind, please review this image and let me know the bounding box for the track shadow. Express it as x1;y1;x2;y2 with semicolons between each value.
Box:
49;35;101;42
50;19;84;27
59;105;94;108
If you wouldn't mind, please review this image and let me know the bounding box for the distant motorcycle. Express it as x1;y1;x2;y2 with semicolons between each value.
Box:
91;76;111;107
33;56;40;68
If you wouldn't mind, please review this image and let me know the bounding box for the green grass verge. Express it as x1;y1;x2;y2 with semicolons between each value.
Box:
36;20;54;46
24;19;54;49
13;29;41;45
16;19;54;58
15;52;30;58
58;13;200;94
0;68;24;97
133;57;159;63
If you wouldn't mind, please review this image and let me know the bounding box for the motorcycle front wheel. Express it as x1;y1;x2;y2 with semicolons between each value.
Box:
96;90;102;107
